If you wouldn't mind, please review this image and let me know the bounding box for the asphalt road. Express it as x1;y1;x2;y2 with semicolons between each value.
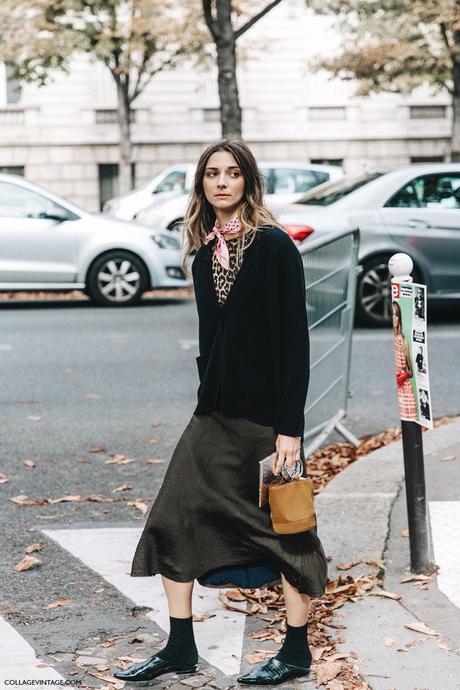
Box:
1;294;459;459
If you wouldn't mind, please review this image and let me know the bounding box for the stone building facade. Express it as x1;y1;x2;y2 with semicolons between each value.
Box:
0;1;452;212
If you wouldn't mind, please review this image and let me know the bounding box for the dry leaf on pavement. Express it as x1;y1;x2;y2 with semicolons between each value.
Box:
14;555;42;571
369;590;401;600
23;459;37;468
25;542;43;553
111;483;133;493
313;660;342;685
43;599;73;609
0;473;10;483
126;500;149;515
404;622;439;636
336;560;361;571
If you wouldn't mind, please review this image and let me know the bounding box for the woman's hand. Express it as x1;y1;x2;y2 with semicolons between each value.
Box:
272;434;301;475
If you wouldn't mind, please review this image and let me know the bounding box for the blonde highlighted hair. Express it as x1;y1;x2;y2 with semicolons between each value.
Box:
181;138;284;275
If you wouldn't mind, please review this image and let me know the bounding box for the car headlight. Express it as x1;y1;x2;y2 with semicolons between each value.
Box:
151;233;181;249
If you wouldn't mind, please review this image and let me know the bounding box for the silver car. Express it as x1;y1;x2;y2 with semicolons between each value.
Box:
134;162;344;232
0;174;191;306
277;164;460;326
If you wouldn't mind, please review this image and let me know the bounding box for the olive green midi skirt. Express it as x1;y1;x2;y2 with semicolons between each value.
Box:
130;410;328;597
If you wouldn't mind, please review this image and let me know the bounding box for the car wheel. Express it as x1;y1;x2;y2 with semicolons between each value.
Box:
86;250;148;307
356;256;422;327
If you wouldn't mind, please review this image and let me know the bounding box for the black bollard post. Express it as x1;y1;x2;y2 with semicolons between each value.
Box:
400;419;430;572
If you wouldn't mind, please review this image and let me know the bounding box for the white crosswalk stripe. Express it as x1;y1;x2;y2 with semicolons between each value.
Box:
0;613;65;683
428;501;460;609
42;526;248;676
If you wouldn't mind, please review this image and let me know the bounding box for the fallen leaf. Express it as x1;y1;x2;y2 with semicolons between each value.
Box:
89;447;106;454
25;542;43;554
43;599;73;609
23;459;37;468
193;611;216;622
365;558;385;569
384;637;395;647
85;393;101;400
401;528;409;537
127;500;149;515
336;560;361;571
105;455;135;465
314;660;342;685
111;483;132;493
326;679;344;690
0;473;9;484
14;555;42;571
27;416;41;422
369;590;401;600
400;574;432;584
150;436;160;444
441;454;456;462
9;494;29;505
244;650;276;664
404;622;439;636
146;458;165;464
87;671;124;687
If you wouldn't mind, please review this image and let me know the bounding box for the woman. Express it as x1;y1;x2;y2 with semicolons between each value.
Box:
392;300;417;420
114;139;328;686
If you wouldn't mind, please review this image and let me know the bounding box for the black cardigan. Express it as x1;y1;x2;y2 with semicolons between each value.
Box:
191;225;309;439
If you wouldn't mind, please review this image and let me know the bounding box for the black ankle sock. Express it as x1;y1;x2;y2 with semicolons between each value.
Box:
274;622;312;669
156;615;198;666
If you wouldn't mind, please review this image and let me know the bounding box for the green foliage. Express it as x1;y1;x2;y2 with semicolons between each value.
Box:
0;0;207;100
306;0;460;96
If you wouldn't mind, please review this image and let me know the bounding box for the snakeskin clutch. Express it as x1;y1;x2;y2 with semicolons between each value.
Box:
258;451;304;507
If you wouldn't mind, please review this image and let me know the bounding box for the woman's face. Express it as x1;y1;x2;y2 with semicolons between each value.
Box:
202;150;245;217
392;303;399;330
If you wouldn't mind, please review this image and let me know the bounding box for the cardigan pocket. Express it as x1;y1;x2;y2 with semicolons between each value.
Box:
235;348;271;399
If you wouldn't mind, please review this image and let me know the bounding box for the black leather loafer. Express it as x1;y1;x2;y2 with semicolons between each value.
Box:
237;657;310;685
113;652;197;684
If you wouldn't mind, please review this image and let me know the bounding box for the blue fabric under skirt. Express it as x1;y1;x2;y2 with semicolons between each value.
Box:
197;558;282;589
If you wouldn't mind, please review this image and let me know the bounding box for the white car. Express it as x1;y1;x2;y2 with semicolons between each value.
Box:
0;174;191;306
107;162;343;227
103;165;196;221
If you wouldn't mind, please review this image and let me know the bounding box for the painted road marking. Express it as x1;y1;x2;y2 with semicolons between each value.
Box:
43;526;247;676
429;501;460;609
0;613;64;683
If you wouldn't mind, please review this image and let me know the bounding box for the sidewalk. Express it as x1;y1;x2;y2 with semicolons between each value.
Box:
315;418;460;690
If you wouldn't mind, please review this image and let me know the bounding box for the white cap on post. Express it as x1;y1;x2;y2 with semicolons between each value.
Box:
388;253;413;283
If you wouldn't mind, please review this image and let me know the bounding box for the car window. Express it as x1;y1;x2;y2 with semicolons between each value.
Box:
271;168;322;195
0;182;65;218
155;170;187;194
386;173;460;209
297;173;383;206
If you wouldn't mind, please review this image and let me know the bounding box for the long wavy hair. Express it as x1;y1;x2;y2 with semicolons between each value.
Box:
181;138;284;275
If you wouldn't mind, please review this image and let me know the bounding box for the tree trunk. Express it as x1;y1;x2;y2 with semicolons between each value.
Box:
116;79;133;195
451;32;460;162
214;0;242;137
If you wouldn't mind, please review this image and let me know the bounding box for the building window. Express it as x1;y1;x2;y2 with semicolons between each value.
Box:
95;109;136;124
6;63;21;104
409;105;447;119
202;108;220;123
310;158;344;167
0;165;24;175
410;156;446;163
309;107;346;121
98;163;136;210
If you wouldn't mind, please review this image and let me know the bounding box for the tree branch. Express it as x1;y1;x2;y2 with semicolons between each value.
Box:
202;0;219;40
234;0;283;40
439;22;452;55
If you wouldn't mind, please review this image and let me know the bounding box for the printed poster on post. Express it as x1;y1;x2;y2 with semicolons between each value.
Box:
391;281;433;429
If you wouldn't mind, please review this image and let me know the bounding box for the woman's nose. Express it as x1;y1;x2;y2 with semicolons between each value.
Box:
217;174;227;187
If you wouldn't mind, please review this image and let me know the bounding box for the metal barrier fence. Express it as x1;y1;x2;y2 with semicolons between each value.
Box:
299;228;361;456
